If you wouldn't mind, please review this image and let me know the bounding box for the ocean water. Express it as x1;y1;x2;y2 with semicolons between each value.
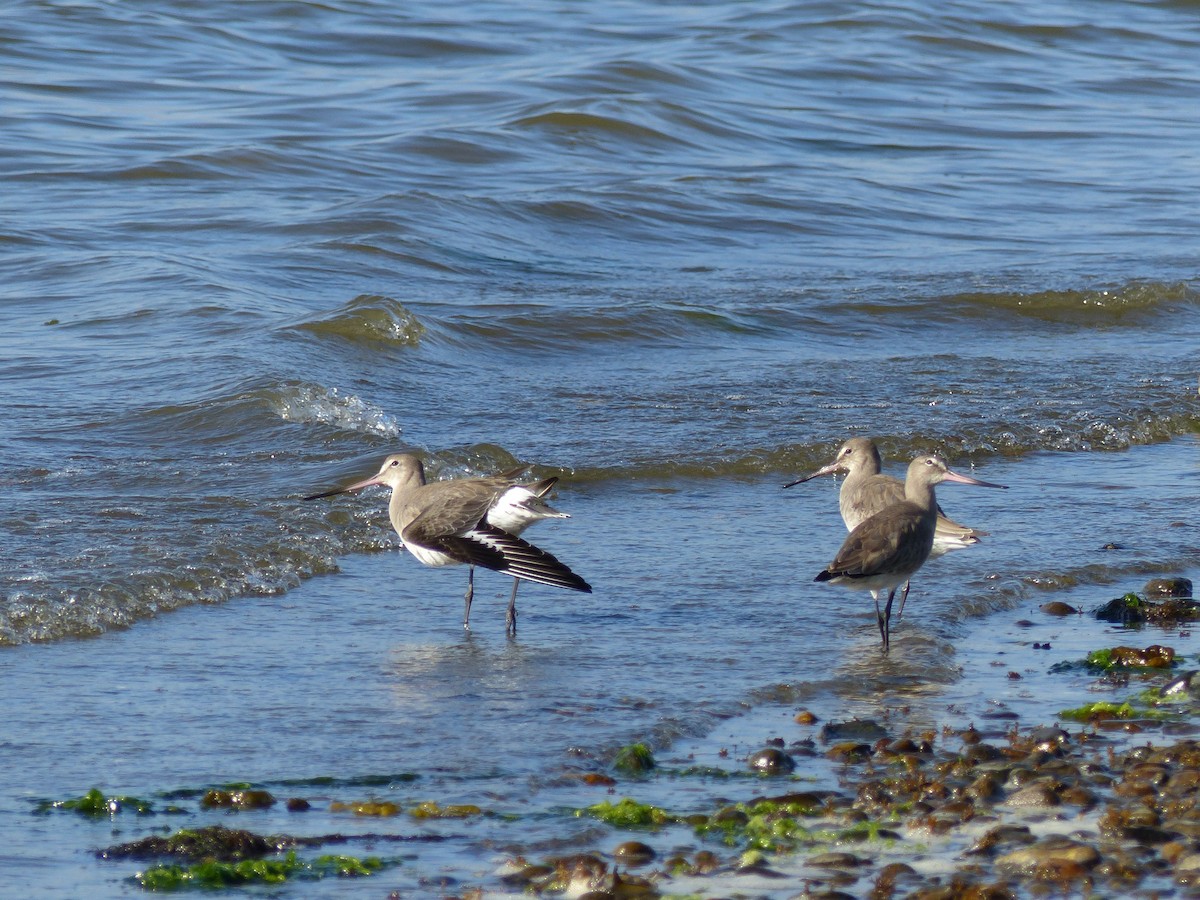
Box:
2;0;1199;894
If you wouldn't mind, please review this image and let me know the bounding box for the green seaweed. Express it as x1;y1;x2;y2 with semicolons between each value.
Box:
578;798;675;827
35;788;155;817
613;742;656;775
135;850;386;889
1059;701;1136;721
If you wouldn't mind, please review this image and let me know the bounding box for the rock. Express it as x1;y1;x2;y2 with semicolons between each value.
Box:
1005;781;1060;808
1175;852;1200;874
97;825;274;862
1028;726;1070;751
997;836;1100;876
820;719;888;743
1109;644;1175;668
825;742;872;763
794;710;818;725
1040;601;1079;616
965;773;1002;802
967;824;1034;856
747;747;796;774
712;806;749;826
1144;577;1193;598
807;851;866;868
964;742;1003;763
613;841;656;866
201;788;276;810
1160;670;1200;699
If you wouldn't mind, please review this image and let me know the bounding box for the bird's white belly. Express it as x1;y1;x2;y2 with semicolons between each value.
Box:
403;542;461;568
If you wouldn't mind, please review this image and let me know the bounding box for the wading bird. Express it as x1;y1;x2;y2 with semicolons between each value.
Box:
786;437;988;618
814;454;1005;651
305;453;590;634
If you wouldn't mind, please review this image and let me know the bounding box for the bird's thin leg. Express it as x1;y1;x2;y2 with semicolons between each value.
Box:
505;580;519;637
463;566;475;630
872;590;884;642
895;580;911;621
881;589;896;653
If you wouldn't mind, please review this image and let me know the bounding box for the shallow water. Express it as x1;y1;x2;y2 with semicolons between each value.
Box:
2;0;1200;893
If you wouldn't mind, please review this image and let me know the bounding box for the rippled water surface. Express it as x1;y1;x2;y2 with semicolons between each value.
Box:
2;0;1199;894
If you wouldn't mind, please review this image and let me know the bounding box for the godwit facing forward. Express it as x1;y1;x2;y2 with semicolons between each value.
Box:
814;454;1005;651
786;437;988;618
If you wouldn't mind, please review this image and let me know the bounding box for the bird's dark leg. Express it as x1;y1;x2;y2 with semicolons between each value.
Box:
872;590;884;644
895;580;911;621
463;566;474;630
505;579;519;637
881;588;896;652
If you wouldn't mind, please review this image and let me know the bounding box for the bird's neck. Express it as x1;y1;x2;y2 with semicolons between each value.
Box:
905;480;938;513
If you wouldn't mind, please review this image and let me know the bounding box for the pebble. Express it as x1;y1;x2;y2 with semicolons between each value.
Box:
1006;781;1061;808
613;840;655;866
819;719;888;742
747;747;796;774
996;836;1101;875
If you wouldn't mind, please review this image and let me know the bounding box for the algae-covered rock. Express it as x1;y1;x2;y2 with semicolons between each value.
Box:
1143;577;1193;599
36;788;155;817
613;743;656;775
329;799;400;816
201;788;276;810
98;825;275;862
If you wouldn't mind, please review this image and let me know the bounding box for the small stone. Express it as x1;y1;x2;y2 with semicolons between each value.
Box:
1005;781;1060;808
1144;577;1193;599
997;836;1100;875
967;824;1034;856
1175;852;1200;874
807;851;866;868
747;747;796;774
201;789;276;810
825;742;872;763
795;710;818;725
613;841;656;866
820;719;889;742
712;806;749;826
1028;726;1070;751
965;773;1002;802
1160;670;1200;698
285;797;310;812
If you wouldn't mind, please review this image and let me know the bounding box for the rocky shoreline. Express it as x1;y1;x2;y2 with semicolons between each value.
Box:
39;579;1200;897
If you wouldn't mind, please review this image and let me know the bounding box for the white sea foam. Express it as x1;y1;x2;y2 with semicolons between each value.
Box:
273;384;401;437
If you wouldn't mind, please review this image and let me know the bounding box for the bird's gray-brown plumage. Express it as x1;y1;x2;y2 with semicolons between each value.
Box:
814;454;1005;651
786;437;988;618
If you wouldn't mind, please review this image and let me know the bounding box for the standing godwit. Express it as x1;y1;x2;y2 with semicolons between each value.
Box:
786;437;987;617
305;454;590;634
813;454;1005;651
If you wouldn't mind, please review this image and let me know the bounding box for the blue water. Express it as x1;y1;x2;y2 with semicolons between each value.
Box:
1;0;1199;894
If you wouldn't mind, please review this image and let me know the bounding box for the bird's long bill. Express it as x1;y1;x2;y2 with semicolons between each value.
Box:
943;468;1007;490
302;474;385;501
782;460;841;489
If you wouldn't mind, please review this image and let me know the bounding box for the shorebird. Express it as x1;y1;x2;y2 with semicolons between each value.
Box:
785;437;987;619
813;454;1005;651
305;453;590;634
